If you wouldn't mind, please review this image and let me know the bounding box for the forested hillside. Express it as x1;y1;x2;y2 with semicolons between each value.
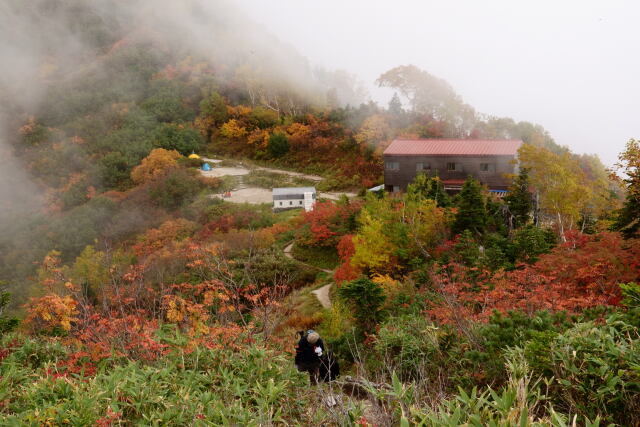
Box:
1;1;638;425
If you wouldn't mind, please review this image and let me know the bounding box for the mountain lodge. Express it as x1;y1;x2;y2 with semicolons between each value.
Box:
383;139;523;193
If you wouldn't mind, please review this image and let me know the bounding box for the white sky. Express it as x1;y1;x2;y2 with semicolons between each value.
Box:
235;0;640;166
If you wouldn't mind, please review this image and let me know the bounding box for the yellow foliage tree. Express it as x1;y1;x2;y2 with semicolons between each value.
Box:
371;273;403;301
220;119;248;139
350;210;397;272
25;294;79;332
226;104;252;117
26;251;80;332
518;144;594;240
71;245;109;297
408;199;449;254
131;148;182;184
286;122;311;146
164;294;210;336
349;195;449;275
355;114;391;146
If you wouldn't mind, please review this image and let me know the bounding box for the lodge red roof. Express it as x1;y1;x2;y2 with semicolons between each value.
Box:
383;139;522;156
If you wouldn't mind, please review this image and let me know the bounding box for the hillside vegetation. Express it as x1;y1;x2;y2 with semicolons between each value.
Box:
1;1;639;425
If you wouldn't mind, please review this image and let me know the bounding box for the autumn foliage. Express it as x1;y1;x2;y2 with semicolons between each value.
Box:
334;234;360;284
427;232;640;324
3;11;637;423
296;199;362;247
131;148;182;184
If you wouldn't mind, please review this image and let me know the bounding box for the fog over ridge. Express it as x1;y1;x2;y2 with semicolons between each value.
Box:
236;0;640;167
0;0;367;226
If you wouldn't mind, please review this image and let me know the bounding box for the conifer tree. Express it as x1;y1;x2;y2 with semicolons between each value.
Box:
388;92;404;115
504;168;533;229
452;177;486;235
267;133;290;158
337;277;386;332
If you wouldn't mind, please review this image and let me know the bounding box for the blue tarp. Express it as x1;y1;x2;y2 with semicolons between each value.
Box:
201;163;211;171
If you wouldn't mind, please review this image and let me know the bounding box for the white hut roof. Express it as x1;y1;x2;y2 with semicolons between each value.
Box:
272;187;316;196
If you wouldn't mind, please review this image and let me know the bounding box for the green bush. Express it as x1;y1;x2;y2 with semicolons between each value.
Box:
199;90;228;126
142;79;196;123
467;310;572;383
21;122;51;146
267;133;290;158
0;289;19;335
59;177;91;210
371;350;608;427
150;169;204;210
232;248;301;289
525;317;640;425
511;224;556;263
250;106;279;129
620;282;640;309
482;232;512;271
97;151;136;189
337;277;386;332
1;334;68;369
619;282;640;327
290;244;340;270
374;315;449;379
406;173;451;207
153;123;204;155
46;197;117;261
316;173;361;191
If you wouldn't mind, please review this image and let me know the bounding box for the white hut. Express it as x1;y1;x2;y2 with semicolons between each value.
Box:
272;187;316;212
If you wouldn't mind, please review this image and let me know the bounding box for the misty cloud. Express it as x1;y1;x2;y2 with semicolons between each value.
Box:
236;0;640;166
0;0;368;227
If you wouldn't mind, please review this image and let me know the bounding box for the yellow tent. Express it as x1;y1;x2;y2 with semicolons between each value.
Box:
188;153;200;160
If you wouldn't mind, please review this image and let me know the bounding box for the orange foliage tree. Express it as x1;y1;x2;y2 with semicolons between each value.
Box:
131;148;182;184
133;218;198;256
25;251;81;333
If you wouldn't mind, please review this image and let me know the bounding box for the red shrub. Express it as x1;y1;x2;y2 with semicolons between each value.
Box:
427;232;640;324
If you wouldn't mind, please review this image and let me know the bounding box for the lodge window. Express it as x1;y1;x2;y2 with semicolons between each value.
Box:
385;161;400;171
480;163;495;172
393;186;400;193
289;201;293;206
416;162;430;171
446;162;461;171
299;201;303;205
279;202;283;206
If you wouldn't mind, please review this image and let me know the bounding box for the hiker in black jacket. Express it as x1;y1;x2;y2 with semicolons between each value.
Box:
295;330;324;384
295;330;339;384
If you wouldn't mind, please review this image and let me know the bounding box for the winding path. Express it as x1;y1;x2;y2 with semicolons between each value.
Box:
198;158;340;309
311;284;332;309
283;242;333;309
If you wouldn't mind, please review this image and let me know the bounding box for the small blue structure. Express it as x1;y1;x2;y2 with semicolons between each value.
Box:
201;163;211;171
